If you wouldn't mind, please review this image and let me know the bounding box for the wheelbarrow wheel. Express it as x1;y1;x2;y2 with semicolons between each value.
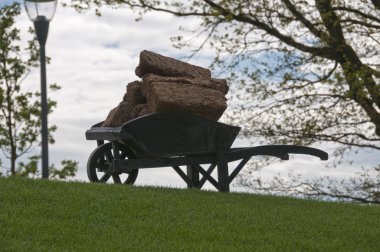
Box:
87;142;138;184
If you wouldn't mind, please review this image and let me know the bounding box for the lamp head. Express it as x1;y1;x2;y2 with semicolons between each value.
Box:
24;0;57;22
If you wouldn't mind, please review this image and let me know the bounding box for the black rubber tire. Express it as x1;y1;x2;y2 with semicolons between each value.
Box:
87;142;138;184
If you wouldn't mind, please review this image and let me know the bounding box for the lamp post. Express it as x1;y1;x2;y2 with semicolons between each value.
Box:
24;0;57;179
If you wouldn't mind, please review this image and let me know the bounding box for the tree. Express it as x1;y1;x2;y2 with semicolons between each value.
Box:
0;3;78;179
68;0;379;201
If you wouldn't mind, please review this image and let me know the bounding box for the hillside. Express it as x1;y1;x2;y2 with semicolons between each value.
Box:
0;178;379;251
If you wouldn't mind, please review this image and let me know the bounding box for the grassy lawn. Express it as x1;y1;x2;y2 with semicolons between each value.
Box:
0;177;379;251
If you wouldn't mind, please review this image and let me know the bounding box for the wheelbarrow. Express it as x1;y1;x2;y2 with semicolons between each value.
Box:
85;112;328;192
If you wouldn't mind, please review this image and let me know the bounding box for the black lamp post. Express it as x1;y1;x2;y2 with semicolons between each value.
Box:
24;0;57;179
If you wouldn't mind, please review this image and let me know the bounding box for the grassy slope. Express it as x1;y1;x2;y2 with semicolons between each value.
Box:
0;178;379;251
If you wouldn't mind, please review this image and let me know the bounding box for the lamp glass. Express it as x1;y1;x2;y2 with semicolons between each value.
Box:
24;0;57;21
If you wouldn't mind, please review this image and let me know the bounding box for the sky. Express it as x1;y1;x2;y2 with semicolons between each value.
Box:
1;0;379;192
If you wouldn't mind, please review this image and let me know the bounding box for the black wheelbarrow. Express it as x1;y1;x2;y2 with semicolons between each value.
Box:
85;112;328;192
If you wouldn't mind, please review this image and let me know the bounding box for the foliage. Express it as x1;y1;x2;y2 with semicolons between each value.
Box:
66;0;379;199
49;160;78;179
1;177;380;250
16;156;78;179
16;155;39;178
237;164;380;204
0;3;77;179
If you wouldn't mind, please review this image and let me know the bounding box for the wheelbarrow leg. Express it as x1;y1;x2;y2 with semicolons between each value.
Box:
217;154;230;192
187;165;200;189
216;128;230;193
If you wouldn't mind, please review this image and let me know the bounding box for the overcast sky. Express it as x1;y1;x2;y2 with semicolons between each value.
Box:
1;0;378;192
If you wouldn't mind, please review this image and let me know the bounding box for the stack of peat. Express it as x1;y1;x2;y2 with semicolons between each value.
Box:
102;50;229;127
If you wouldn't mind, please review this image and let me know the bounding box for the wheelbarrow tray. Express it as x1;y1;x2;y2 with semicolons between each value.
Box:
85;112;241;158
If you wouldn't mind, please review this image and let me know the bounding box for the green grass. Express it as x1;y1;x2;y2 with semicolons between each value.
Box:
1;178;380;251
